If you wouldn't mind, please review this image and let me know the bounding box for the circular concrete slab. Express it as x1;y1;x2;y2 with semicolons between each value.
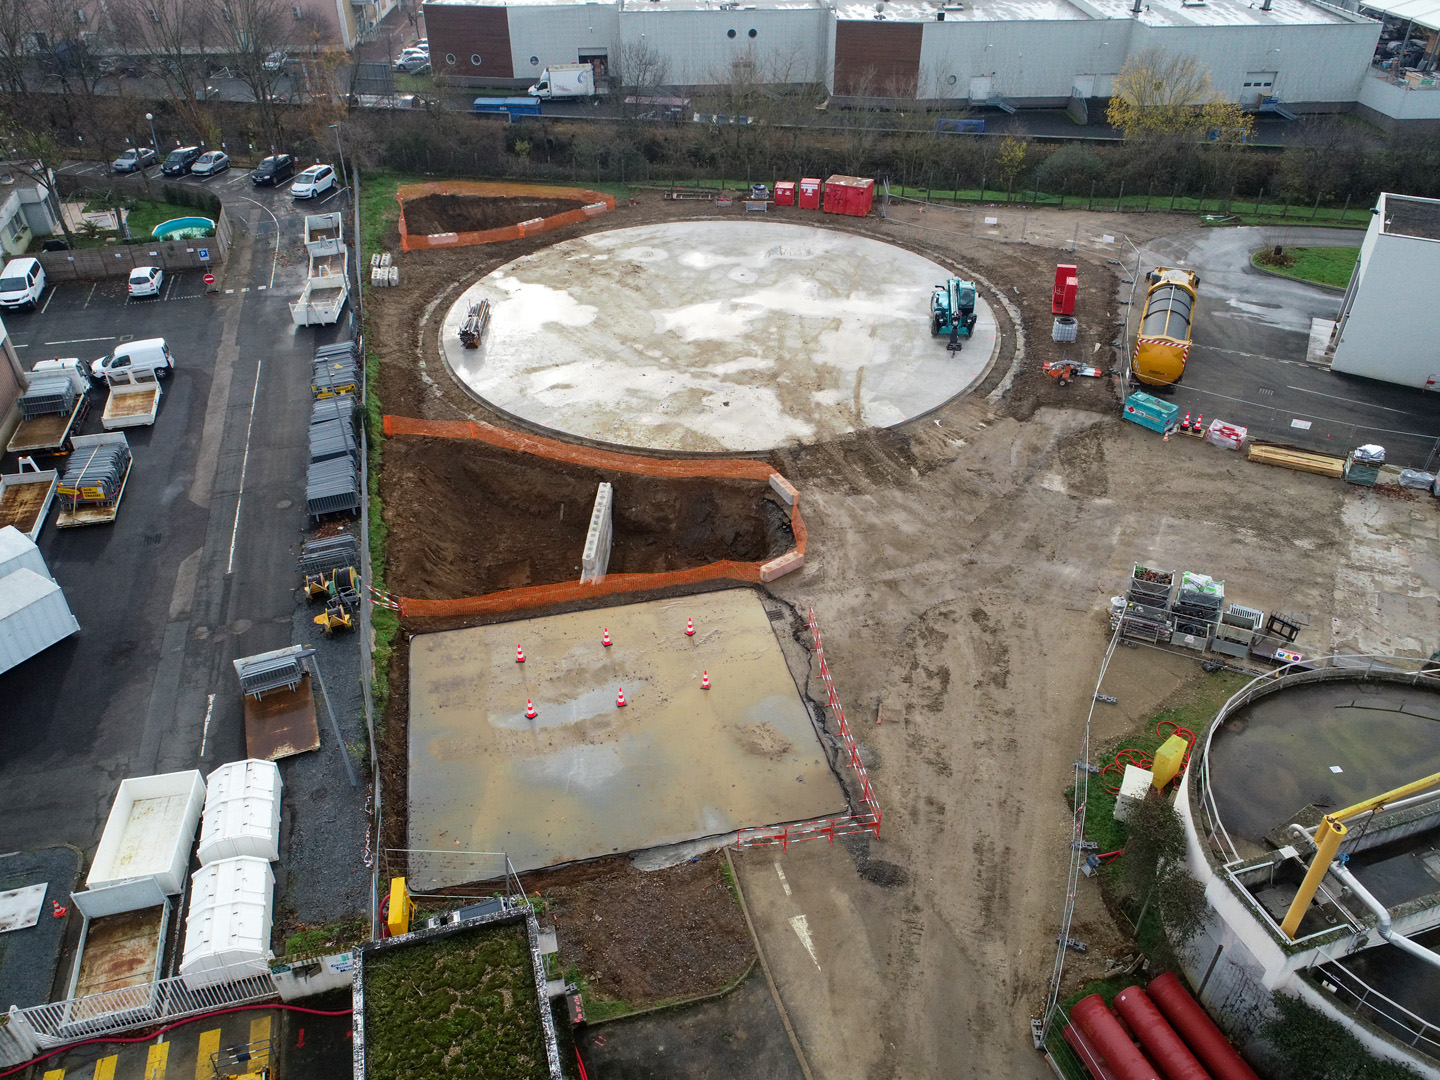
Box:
440;221;997;452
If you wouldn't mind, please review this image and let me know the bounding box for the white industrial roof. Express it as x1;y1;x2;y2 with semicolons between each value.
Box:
1082;0;1352;24
836;0;1085;19
1361;0;1440;28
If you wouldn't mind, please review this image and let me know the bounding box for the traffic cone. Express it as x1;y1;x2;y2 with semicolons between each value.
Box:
525;699;537;719
602;628;611;648
1180;411;1192;432
685;618;695;637
516;645;525;663
701;670;710;690
616;686;627;708
51;900;67;919
1194;414;1203;435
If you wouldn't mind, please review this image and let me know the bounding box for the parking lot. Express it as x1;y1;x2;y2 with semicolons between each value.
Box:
0;166;366;1005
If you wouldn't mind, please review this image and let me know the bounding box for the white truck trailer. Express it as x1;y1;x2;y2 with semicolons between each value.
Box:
101;370;162;430
528;62;603;99
0;468;59;540
290;250;349;327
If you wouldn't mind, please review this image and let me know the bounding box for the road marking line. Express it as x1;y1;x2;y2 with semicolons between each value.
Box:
224;289;234;294
774;861;791;896
163;274;176;301
788;914;821;971
144;1040;168;1080
93;1056;117;1080
1283;384;1413;415
256;285;266;290
83;282;97;309
43;336;115;345
43;1069;64;1080
195;1030;221;1080
232;195;281;290
200;692;215;756
39;287;56;315
226;358;263;575
249;1017;272;1067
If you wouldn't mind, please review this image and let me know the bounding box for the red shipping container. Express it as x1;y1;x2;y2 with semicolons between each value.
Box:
1052;264;1078;314
823;175;875;217
798;177;822;209
774;181;796;206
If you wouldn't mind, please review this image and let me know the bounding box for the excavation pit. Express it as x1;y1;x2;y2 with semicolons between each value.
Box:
440;220;998;452
406;589;843;882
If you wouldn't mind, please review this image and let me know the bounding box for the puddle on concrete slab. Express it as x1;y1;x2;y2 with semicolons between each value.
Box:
408;589;843;882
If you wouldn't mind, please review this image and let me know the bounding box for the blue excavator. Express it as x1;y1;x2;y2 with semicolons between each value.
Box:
931;278;978;352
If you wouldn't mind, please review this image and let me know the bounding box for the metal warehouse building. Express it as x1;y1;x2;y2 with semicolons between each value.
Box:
1333;191;1440;389
423;0;1384;114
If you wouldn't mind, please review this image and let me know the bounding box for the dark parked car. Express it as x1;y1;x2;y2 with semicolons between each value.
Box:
112;147;158;173
251;154;296;186
161;146;202;176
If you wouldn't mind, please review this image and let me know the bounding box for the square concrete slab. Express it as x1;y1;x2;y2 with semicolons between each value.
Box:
408;590;842;882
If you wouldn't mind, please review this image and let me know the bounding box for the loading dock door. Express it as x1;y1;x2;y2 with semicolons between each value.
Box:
969;75;992;102
1242;71;1277;106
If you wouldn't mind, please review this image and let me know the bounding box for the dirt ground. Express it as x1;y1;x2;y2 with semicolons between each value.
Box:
366;193;1440;1080
381;437;787;599
523;853;753;1007
401;194;586;235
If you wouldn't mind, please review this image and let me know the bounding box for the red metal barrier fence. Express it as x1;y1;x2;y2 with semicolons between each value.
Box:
735;606;882;850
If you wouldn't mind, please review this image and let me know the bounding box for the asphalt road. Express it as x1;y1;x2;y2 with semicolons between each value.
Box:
0;164;361;971
1130;225;1440;470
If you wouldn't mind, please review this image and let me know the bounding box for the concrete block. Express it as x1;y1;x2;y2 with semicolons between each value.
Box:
760;550;804;582
580;482;613;585
768;473;800;506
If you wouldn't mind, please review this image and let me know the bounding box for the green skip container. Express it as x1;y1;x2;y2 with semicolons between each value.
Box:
1122;391;1178;434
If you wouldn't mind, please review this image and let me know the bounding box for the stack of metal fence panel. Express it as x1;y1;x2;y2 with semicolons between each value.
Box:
1172;571;1224;648
59;439;130;505
18;375;78;419
1120;564;1173;645
237;653;305;699
298;534;360;576
305;339;361;520
311;392;358;428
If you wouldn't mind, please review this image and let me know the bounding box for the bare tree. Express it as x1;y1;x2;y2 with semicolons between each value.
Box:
110;0;218;142
210;0;311;145
615;38;670;118
0;0;35;99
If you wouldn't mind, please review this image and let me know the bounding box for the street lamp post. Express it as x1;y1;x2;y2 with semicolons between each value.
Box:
329;123;348;189
145;112;159;161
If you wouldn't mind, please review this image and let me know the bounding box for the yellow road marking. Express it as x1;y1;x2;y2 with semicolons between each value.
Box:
248;1017;271;1069
43;1069;65;1080
144;1042;168;1080
195;1030;221;1080
93;1056;117;1080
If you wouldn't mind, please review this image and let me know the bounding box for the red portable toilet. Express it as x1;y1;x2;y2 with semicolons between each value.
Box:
823;175;875;217
1052;264;1078;315
798;177;822;209
774;181;796;206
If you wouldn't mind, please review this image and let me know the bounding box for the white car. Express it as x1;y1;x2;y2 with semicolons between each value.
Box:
127;266;164;298
91;338;174;380
394;48;429;70
190;150;230;177
292;164;337;199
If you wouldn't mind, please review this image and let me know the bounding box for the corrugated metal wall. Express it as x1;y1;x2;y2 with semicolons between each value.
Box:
617;6;831;87
508;4;619;84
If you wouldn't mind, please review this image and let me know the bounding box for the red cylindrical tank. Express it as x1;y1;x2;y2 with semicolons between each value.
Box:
1072;994;1161;1080
1064;1021;1119;1080
1147;972;1262;1080
1113;985;1213;1080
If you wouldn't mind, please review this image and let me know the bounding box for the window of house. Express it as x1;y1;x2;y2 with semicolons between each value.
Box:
7;214;26;241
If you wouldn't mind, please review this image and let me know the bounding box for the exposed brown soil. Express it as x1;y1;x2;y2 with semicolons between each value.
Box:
402;194;586;235
380;436;789;600
527;853;753;1006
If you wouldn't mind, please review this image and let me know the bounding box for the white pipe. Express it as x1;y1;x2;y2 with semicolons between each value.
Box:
1329;862;1440;973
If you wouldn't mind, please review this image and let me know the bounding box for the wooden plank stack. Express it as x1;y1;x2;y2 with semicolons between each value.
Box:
1246;444;1345;478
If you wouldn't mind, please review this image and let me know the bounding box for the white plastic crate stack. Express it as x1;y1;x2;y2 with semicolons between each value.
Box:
196;760;282;865
179;856;275;988
0;525;80;675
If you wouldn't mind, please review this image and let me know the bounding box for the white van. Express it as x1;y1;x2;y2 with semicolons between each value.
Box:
0;257;46;310
91;337;174;381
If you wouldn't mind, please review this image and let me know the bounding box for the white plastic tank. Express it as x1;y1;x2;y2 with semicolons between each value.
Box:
197;759;283;866
179;856;275;988
0;526;49;580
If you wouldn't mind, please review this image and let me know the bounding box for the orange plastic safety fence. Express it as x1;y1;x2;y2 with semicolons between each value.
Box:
396;181;615;252
382;414;806;618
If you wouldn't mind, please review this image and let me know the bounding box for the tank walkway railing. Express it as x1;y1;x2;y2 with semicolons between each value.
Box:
1308;959;1440;1061
5;966;279;1058
1192;655;1440;871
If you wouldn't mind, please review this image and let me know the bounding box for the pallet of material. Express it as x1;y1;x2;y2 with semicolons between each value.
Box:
1246;444;1345;478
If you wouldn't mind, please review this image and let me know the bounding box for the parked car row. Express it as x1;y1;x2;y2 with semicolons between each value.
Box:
108;146;339;198
394;39;430;74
